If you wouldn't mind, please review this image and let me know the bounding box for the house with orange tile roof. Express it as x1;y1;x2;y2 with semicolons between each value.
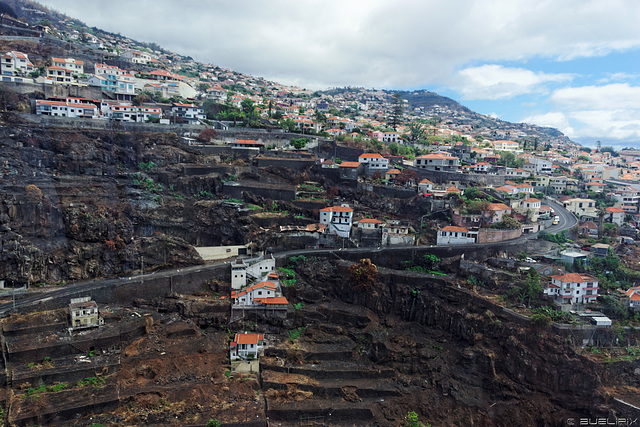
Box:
385;168;401;180
436;225;475;245
357;218;383;230
45;65;75;84
474;161;491;173
36;99;98;118
495;185;519;196
605;207;625;226
231;281;277;306
230;333;264;360
338;161;362;180
544;273;598;304
618;286;640;310
516;197;541;222
516;183;534;194
414;153;459;172
418;178;433;194
51;57;84;75
319;204;353;238
1;51;34;76
486;203;512;223
585;181;605;193
358;152;389;173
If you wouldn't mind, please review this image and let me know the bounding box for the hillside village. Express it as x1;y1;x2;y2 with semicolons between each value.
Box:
1;0;640;315
1;2;640;425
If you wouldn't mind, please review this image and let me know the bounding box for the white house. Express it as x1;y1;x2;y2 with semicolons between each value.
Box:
171;103;206;124
319;205;353;238
382;131;399;142
45;66;74;84
528;157;553;174
121;50;153;65
100;102;162;122
357;218;383;230
230;333;264;360
518;197;541;222
544;273;599;304
418;178;433;194
474;162;491;173
437;225;476;245
606;207;625;226
516;183;535;194
230;254;276;290
1;51;34;76
620;286;640;310
232;281;277;306
563;198;597;220
492;140;521;154
51;57;84;75
358;153;389;172
505;168;530;178
414;153;459;172
35;99;98;118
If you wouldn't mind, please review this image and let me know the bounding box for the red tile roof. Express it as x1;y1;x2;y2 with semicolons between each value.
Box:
359;153;385;159
339;161;361;168
255;297;288;305
320;206;353;213
551;273;597;283
442;225;468;233
234;333;264;345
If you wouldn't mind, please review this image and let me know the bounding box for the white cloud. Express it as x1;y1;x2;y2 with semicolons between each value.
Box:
35;0;640;89
533;84;640;140
597;72;640;84
522;112;575;138
454;65;572;100
552;84;640;110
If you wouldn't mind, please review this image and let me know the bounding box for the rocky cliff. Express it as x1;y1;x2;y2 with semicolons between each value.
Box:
263;257;640;426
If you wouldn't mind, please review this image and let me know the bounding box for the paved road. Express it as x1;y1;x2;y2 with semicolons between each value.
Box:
0;198;577;316
543;199;578;234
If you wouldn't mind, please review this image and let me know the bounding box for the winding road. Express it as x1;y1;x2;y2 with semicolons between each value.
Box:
0;198;578;316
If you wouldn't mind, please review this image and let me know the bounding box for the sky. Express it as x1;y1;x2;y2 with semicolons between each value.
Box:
34;0;640;149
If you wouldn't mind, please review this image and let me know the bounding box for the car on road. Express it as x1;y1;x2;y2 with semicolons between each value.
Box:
552;216;560;225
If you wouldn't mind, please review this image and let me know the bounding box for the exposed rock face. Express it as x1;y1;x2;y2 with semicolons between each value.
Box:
283;258;639;425
0;117;260;283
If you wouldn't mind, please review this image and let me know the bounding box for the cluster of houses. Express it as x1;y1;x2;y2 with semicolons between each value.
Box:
230;255;288;309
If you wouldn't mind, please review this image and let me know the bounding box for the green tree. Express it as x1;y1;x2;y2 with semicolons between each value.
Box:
241;98;256;118
515;268;542;307
280;118;297;132
290;137;308;150
407;121;426;143
405;411;429;427
390;92;404;130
